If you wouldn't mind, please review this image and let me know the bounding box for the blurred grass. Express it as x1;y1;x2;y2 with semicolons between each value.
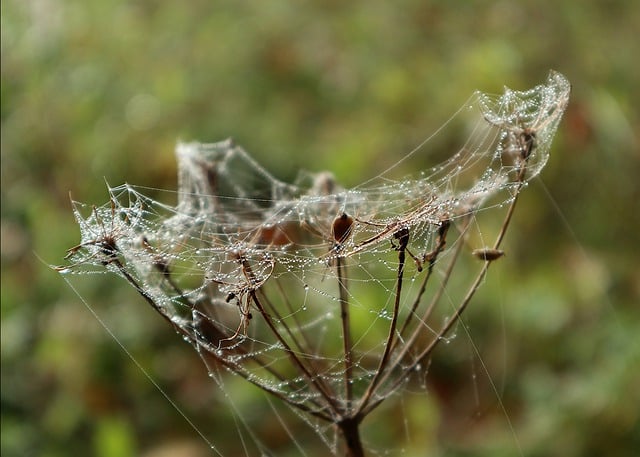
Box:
2;1;639;456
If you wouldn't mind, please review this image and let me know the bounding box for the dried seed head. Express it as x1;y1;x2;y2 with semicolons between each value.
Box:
472;248;505;261
331;213;354;244
520;128;537;161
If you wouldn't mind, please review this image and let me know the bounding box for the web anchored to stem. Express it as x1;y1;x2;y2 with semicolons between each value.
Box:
58;71;569;456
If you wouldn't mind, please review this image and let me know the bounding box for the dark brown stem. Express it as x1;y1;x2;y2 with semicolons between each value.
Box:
249;290;342;415
378;217;470;395
364;177;527;416
256;288;338;407
258;289;308;357
339;416;365;457
395;219;450;347
356;228;408;415
337;256;354;411
112;260;334;421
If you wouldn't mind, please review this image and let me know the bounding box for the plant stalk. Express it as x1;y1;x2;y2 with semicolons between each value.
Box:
337;256;354;411
339;416;365;457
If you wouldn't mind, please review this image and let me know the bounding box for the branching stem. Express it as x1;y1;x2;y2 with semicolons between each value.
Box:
363;173;528;416
339;416;365;457
249;290;342;416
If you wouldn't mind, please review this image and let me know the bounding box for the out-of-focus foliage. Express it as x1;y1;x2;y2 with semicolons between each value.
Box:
1;1;638;456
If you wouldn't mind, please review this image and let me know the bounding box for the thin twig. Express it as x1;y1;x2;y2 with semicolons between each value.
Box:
194;335;333;421
383;216;470;384
364;171;528;416
337;256;354;412
111;259;334;420
249;290;343;416
395;219;450;347
355;228;409;416
274;278;315;356
256;287;340;408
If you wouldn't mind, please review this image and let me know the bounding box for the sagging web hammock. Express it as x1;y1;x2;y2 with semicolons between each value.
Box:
58;71;570;454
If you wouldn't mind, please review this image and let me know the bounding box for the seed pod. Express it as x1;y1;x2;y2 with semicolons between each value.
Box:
331;213;354;244
520;128;537;160
472;248;505;261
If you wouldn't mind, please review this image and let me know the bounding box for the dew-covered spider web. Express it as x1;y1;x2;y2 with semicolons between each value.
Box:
59;71;570;455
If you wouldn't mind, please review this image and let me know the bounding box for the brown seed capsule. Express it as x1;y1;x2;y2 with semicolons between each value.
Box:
520;128;537;160
472;248;505;261
331;213;354;244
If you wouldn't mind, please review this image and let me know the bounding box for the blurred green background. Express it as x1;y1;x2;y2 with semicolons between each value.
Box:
2;1;639;456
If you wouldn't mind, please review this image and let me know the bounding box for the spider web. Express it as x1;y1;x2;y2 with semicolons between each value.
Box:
59;71;570;455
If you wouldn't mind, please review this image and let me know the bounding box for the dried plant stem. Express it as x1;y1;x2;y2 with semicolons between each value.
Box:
274;279;315;355
60;71;570;456
391;217;471;366
338;416;365;457
355;229;408;416
395;266;434;342
249;290;342;415
258;289;310;357
115;173;528;453
195;344;332;421
337;257;354;411
395;220;451;349
364;176;528;417
254;289;342;411
111;260;334;420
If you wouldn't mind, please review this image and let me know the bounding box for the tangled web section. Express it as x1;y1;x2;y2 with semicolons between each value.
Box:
59;71;569;453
